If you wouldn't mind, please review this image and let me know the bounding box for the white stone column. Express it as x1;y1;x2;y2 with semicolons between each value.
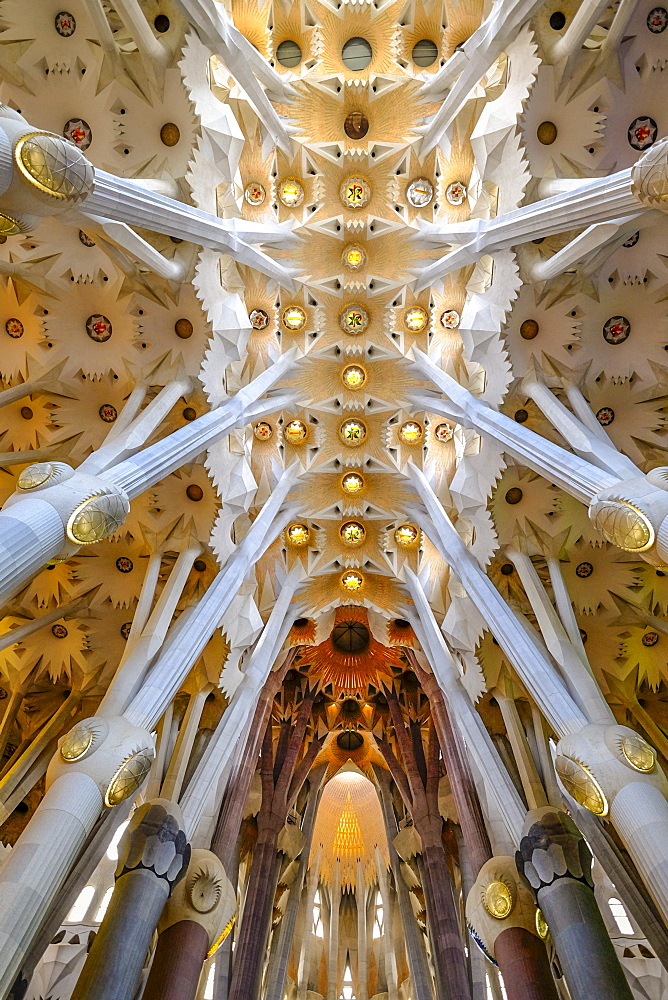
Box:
0;108;299;285
412;139;668;290
403;568;526;844
375;851;398;1000
0;355;297;605
356;860;368;1000
0;717;155;998
409;348;668;568
297;847;322;1000
123;470;301;734
419;0;544;153
328;860;340;1000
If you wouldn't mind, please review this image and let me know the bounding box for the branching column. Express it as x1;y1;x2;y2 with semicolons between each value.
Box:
376;687;471;1000
227;689;323;1000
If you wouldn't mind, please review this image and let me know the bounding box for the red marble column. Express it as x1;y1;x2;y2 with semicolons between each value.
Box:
143;921;209;1000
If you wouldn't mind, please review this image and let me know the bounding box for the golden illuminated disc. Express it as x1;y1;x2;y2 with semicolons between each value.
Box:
0;213;23;235
287;523;310;546
341;472;365;494
483;880;513;920
340;304;369;335
341;364;367;390
15;131;94;202
339;418;367;446
341;570;364;591
342;244;367;270
399;420;423;444
282;305;307;331
105;749;154;807
60;722;95;762
619;732;656;772
18;462;55;490
394;524;419;547
340;175;371;209
340;520;366;546
278;177;304;207
555;755;608;816
535;909;549;940
284;419;308;444
403;306;429;332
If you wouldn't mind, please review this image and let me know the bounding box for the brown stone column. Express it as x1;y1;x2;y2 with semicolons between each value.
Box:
466;856;559;1000
143;849;236;1000
494;927;558;999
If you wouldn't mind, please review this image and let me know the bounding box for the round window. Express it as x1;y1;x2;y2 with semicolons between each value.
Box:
342;37;372;71
276;39;302;67
412;39;438;66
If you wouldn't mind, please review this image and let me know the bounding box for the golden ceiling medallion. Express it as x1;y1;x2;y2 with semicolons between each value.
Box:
339;418;367;446
440;309;460;329
342;244;367;270
340;520;366;546
341;364;367;389
284;419;308;444
340;175;371;209
278;177;304;207
282;305;307;331
445;181;468;206
253;421;273;440
244;181;266;206
403;306;429;333
394;524;419;547
434;423;454;443
287;523;310;546
398;420;423;444
341;472;365;494
341;570;364;591
483;880;514;920
555;755;608;816
340;304;369;335
619;732;656;772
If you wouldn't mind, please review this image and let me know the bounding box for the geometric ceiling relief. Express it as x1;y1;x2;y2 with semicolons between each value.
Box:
0;2;667;1000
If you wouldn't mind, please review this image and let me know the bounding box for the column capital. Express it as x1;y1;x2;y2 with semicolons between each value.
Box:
158;848;236;953
116;799;190;889
47;715;155;807
554;723;668;818
3;461;129;558
631;136;668;210
466;856;543;963
516;807;593;895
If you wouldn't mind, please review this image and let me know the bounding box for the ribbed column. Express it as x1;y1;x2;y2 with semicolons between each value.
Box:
327;860;340;1000
71;800;190;1000
0;497;65;605
356;860;368;1000
0;772;103;999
